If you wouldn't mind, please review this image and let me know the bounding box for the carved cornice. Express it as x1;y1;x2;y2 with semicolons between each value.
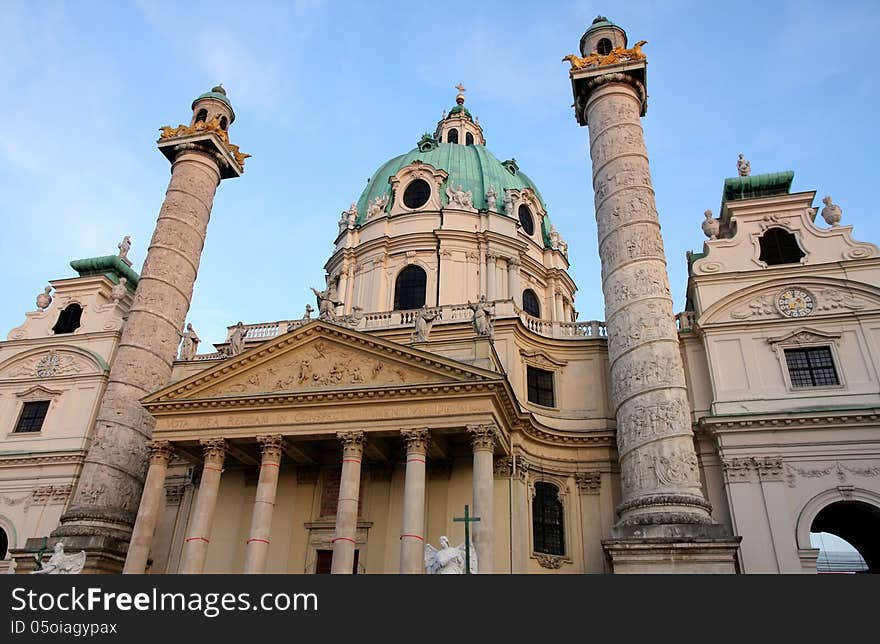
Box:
703;412;880;432
0;453;84;467
467;424;496;452
145;380;503;413
338;431;366;457
401;428;430;455
200;438;226;465
575;471;602;494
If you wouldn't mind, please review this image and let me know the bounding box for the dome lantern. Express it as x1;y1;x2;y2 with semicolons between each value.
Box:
434;83;486;146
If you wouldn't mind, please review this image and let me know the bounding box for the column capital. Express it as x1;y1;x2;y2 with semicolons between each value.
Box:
576;471;602;495
147;440;174;465
337;431;366;458
200;438;226;466
256;434;284;463
507;256;521;267
401;428;430;455
467;424;496;452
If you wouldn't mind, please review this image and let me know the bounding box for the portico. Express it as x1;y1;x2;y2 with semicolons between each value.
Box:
123;320;512;574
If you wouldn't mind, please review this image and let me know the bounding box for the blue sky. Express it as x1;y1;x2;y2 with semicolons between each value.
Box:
2;0;878;348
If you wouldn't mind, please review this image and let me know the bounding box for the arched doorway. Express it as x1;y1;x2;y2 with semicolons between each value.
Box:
810;501;879;573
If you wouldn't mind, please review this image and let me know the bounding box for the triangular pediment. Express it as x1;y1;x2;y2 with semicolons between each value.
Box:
144;320;501;403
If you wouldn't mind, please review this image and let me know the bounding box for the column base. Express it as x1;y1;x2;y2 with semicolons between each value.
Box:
10;535;129;575
603;530;742;574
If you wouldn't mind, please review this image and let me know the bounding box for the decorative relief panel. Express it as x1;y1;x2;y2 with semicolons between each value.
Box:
598;224;666;280
783;461;880;488
606;299;679;363
1;350;97;380
207;339;449;396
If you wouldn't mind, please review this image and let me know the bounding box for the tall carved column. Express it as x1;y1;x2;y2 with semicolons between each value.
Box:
486;254;497;301
331;431;365;574
508;257;522;308
566;18;739;572
399;429;429;573
243;435;283;574
123;441;173;574
51;88;246;571
180;439;226;574
468;424;495;573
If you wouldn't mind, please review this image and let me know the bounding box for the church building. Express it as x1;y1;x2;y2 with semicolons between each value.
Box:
1;17;878;574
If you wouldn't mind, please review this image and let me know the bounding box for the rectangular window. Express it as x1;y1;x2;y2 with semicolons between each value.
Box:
527;366;555;407
314;549;358;574
784;347;840;387
14;400;50;433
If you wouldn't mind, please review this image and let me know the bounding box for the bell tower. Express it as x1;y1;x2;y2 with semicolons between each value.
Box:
565;17;741;572
43;87;249;573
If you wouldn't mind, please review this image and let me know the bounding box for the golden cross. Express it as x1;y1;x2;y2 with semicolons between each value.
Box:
455;83;466;94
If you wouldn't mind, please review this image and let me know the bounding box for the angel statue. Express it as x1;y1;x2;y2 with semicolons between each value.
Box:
425;536;477;574
30;542;86;574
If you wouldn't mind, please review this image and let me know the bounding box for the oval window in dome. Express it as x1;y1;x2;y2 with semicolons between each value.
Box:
403;179;431;209
518;204;535;236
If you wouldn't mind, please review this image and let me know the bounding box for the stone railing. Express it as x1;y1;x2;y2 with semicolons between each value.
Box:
193;351;225;361
675;311;696;331
224;319;301;342
519;311;606;339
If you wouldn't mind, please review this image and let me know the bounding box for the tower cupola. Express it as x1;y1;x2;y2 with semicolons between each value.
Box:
579;15;627;58
434;84;486;146
190;84;235;132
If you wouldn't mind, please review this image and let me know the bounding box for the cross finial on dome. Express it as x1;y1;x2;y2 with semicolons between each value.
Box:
455;83;466;104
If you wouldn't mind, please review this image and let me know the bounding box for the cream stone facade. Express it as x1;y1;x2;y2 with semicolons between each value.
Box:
1;17;878;575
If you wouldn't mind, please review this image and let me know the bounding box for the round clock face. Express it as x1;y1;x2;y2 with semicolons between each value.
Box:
776;288;815;318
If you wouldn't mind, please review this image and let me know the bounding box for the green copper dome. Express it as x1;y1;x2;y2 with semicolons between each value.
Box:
585;15;622;34
192;85;233;110
356;143;554;246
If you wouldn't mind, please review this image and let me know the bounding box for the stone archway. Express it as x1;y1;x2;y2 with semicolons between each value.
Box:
811;501;879;572
797;489;880;573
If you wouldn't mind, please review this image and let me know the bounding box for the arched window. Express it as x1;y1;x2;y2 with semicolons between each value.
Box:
465;132;474;146
52;303;82;334
393;265;427;310
195;109;208;123
220;116;228;130
597;38;613;56
533;482;565;556
403;179;431;209
758;228;805;265
522;289;541;317
447;128;459;144
518;204;535;236
0;526;7;560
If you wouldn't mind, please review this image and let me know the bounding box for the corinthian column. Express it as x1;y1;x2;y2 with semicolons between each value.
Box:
331;431;365;574
180;439;226;573
468;424;495;573
52;89;244;566
243;435;283;574
123;441;173;574
399;429;429;573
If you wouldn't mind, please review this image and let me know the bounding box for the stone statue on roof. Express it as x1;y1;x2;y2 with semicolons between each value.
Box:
737;153;751;177
820;196;842;227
